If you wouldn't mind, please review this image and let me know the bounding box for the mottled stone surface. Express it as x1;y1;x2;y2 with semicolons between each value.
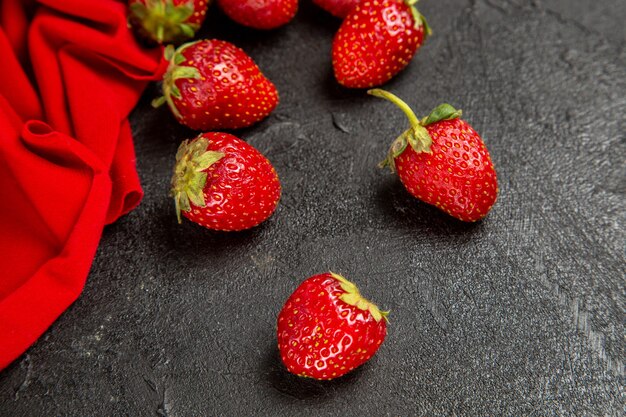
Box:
1;0;624;415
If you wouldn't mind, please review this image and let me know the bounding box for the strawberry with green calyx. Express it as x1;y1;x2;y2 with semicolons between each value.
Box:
332;0;431;89
152;39;279;130
277;272;388;380
368;89;498;222
171;133;281;231
128;0;209;45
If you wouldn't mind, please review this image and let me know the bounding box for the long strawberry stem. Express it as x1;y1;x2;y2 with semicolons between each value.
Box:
368;89;420;127
368;89;434;172
369;90;465;173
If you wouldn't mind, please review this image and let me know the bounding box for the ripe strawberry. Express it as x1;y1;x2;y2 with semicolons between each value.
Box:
369;89;498;222
128;0;209;44
332;0;431;89
277;272;388;380
217;0;298;30
171;133;281;231
313;0;360;18
152;39;279;130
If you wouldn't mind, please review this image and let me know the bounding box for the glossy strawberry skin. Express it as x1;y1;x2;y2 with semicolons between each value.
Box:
396;119;498;222
313;0;360;18
277;273;387;380
166;40;278;130
178;133;281;231
217;0;298;30
128;0;209;44
332;0;426;88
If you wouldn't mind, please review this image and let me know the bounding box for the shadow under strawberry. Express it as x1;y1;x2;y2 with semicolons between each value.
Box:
262;345;366;402
374;176;485;236
319;68;368;102
152;205;275;269
131;82;198;148
296;0;343;34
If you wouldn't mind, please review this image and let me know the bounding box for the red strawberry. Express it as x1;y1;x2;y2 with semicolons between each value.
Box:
128;0;209;44
313;0;360;18
217;0;298;30
152;39;279;130
171;133;281;231
277;272;388;380
332;0;431;89
369;89;498;222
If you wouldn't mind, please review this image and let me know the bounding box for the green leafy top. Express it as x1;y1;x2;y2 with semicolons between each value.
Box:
171;136;224;223
129;0;199;44
421;104;463;126
331;272;389;323
367;89;463;172
404;0;432;39
151;41;201;119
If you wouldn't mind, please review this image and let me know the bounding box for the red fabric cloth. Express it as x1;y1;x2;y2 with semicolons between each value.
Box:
0;0;166;370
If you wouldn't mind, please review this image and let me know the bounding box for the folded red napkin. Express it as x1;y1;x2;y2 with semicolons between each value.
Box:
0;0;166;370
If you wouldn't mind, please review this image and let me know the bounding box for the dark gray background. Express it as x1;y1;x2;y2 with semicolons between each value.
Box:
1;0;624;415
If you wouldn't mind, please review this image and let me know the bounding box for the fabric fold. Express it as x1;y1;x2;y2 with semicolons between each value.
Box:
0;0;166;370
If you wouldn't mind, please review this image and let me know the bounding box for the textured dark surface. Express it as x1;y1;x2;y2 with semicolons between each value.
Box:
1;0;625;415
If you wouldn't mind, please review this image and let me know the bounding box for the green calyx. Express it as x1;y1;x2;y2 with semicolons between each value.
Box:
404;0;432;38
421;103;463;126
368;89;462;172
330;272;389;323
151;41;201;119
171;136;224;223
129;0;199;44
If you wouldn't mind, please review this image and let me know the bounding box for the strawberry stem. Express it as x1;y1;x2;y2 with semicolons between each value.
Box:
368;89;435;172
368;89;420;127
156;24;165;44
369;91;465;173
151;96;167;108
